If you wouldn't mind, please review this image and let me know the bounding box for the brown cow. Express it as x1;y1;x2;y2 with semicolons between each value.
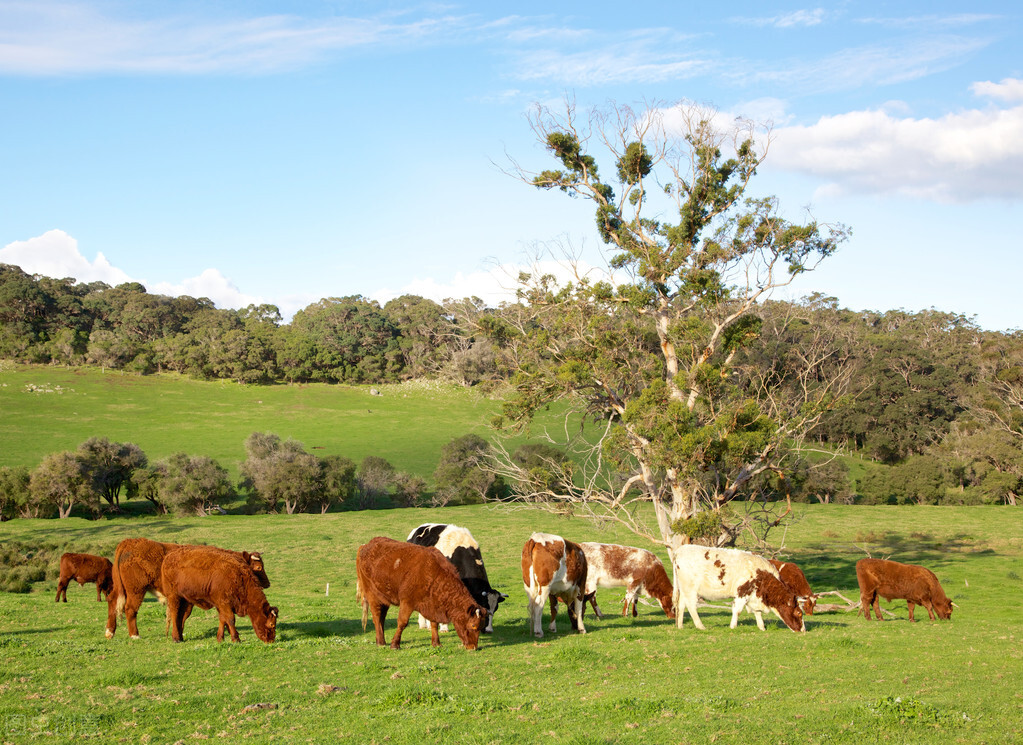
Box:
105;537;270;639
162;546;278;643
856;558;953;622
769;559;818;615
522;532;588;638
356;536;487;650
55;552;114;603
575;542;674;620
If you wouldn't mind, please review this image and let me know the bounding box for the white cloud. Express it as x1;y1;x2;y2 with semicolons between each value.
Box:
0;1;474;75
972;77;1023;103
1;230;263;311
739;9;827;28
0;229;132;285
770;81;1023;202
149;269;261;310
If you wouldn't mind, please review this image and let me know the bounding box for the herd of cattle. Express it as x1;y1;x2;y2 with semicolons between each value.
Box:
53;523;954;649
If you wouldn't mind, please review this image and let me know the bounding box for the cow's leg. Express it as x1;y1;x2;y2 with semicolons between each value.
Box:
166;596;182;642
907;602;917;622
430;621;441;648
753;611;766;631
624;584;640;617
923;602;935;621
125;593;144;639
571;593;586;634
683;593;705;630
56;576;69;602
547;592;559;633
871;595;883;622
95;583;104;602
730;598;747;629
390;603;413;649
528;585;551;638
105;593;119;638
219;609;239;642
370;603;388;646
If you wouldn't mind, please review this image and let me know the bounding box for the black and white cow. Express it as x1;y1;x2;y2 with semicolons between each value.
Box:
406;523;507;633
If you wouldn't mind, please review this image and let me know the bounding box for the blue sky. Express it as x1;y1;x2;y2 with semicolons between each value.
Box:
0;1;1020;330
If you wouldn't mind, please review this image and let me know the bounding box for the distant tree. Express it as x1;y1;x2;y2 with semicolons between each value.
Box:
76;437;147;507
130;464;168;514
432;434;498;506
318;455;358;513
157;453;233;516
30;451;98;518
240;432;322;514
356;456;396;508
0;465;32;520
384;295;456;378
392;472;428;508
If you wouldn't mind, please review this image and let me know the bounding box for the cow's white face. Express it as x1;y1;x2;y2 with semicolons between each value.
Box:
481;590;507;633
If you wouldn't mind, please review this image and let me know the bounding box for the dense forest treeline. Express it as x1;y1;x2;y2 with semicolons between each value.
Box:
2;263;1021;509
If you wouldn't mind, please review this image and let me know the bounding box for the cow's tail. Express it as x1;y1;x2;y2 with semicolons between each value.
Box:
356;577;368;632
111;551;127;619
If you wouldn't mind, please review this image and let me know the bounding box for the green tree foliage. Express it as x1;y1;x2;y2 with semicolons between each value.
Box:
319;455;358;513
0;466;32;520
240;432;323;514
500;99;850;561
432;434;499;506
286;296;402;383
30;451;98;518
383;295;456;378
76;436;147;507
156;453;234;516
356;456;396;508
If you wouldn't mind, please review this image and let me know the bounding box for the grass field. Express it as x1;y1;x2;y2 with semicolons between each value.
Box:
1;504;1021;744
0;363;504;483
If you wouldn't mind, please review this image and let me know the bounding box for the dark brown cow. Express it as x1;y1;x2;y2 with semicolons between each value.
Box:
356;536;487;650
856;558;953;622
105;537;270;639
521;532;588;638
162;546;278;643
55;552;114;603
769;558;818;615
576;542;674;620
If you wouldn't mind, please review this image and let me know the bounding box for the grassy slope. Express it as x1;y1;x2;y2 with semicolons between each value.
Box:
0;364;502;482
1;504;1021;744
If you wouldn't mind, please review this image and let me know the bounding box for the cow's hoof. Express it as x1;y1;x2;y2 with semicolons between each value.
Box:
129;634;140;640
104;629;113;639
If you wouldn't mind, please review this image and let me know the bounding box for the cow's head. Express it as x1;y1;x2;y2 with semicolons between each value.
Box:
935;596;954;620
753;570;805;632
798;594;818;616
480;590;508;633
244;551;271;589
456;605;487;651
257;603;279;643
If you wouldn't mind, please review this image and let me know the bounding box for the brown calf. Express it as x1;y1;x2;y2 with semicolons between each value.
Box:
56;552;114;603
106;537;270;639
856;558;953;622
768;559;817;615
356;536;487;650
162;546;278;643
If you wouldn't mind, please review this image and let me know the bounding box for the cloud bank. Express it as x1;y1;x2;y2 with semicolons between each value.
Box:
770;78;1023;202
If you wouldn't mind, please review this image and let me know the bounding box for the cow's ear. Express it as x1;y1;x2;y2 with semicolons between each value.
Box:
498;593;508;603
242;551;251;562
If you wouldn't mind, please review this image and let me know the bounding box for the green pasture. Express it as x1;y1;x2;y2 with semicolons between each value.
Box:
0;364;503;481
1;504;1021;744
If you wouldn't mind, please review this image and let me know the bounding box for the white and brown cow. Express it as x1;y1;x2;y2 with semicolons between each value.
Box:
406;523;506;633
672;545;805;632
573;542;674;619
521;532;587;638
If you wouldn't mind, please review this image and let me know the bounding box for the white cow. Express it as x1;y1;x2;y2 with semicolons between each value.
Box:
672;544;806;632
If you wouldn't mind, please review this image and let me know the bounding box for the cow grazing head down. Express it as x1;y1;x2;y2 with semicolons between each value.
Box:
480;589;508;631
737;570;806;633
257;603;280;643
454;604;487;651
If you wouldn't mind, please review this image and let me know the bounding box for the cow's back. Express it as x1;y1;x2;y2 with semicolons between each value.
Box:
359;537;460;608
163;546;251;612
114;538;182;598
